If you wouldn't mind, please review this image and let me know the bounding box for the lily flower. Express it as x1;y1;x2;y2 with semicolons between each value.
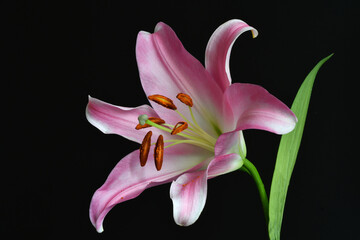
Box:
86;19;297;233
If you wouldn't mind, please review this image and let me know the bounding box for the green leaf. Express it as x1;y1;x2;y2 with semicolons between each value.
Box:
268;54;333;240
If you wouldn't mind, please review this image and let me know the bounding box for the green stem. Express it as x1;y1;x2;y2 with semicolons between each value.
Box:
243;158;269;225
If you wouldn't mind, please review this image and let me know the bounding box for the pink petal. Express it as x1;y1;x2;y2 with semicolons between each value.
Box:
215;130;246;159
207;153;243;178
223;83;297;134
90;144;211;233
170;153;242;226
136;22;224;136
205;19;258;91
86;96;166;143
170;170;208;226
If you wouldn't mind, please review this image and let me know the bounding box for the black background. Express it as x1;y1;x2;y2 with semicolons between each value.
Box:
3;0;359;239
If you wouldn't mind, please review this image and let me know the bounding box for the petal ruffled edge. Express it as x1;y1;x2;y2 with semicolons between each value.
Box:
205;19;258;91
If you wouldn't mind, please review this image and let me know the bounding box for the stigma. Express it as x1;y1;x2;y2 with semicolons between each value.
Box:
136;117;165;130
138;93;217;171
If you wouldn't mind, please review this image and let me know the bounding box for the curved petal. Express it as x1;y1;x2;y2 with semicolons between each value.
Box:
215;130;246;159
86;96;166;143
136;22;224;137
170;170;208;226
205;19;258;91
90;144;212;232
170;153;242;226
223;83;297;134
207;153;243;178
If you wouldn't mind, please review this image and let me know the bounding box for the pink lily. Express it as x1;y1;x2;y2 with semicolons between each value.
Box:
86;19;297;233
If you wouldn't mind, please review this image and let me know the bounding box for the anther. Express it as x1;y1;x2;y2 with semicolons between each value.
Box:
171;122;188;135
154;135;164;171
135;117;165;130
139;131;152;167
176;93;193;107
148;94;177;110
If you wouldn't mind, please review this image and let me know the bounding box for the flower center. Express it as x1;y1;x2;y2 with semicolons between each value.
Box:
136;93;217;170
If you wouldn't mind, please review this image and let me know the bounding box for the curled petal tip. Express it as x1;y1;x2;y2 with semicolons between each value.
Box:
205;19;259;91
97;226;104;233
251;29;259;38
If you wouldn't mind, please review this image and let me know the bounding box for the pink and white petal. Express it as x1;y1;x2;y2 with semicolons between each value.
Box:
90;144;212;233
136;22;224;137
205;19;258;91
215;130;246;159
86;96;167;143
223;83;297;135
169;153;242;226
207;153;243;179
170;170;208;226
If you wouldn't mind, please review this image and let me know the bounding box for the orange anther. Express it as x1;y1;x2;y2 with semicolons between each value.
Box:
135;117;165;130
154;135;164;171
171;121;188;135
139;131;152;167
148;94;177;110
176;93;193;107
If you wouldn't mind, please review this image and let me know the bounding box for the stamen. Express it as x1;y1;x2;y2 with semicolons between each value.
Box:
135;117;165;130
154;135;164;171
171;121;188;135
144;118;215;148
139;131;152;167
148;94;177;110
176;93;193;107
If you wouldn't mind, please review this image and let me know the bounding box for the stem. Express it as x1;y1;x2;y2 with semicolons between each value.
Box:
243;158;269;225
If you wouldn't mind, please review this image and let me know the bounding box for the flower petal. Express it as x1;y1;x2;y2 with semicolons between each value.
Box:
170;170;208;226
215;130;246;159
170;153;242;226
207;153;243;178
205;19;258;91
223;83;297;134
86;96;165;143
136;22;224;137
90;144;211;232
